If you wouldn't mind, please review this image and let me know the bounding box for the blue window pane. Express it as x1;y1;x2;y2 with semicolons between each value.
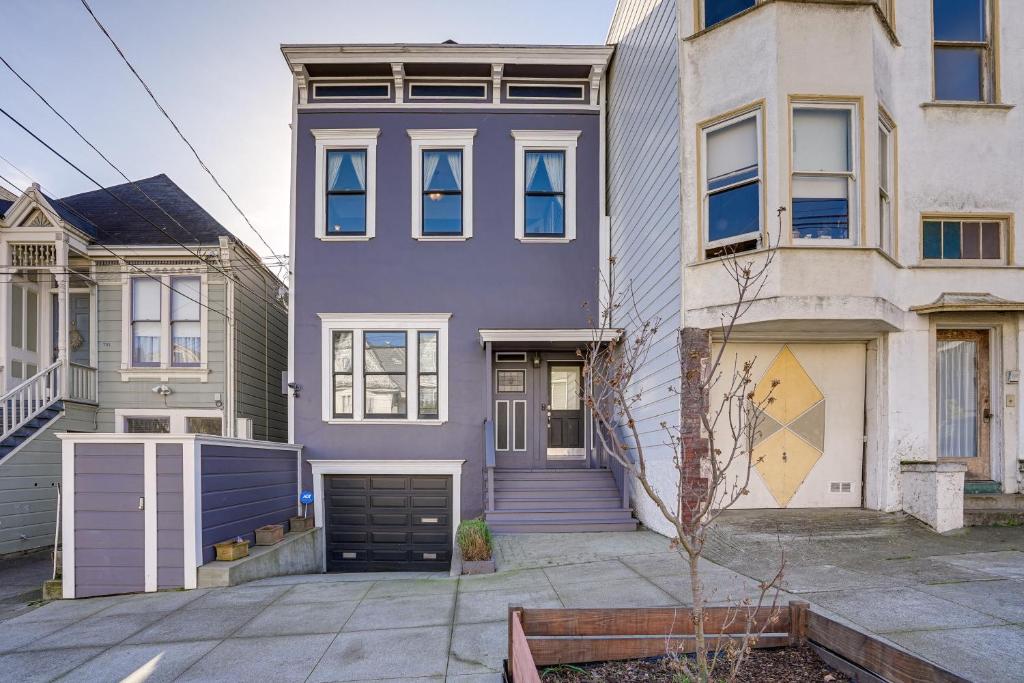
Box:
943;221;962;259
933;0;985;41
423;150;462;192
364;332;407;372
525;195;565;236
707;182;759;242
923;221;943;258
708;165;757;192
704;0;756;27
792;198;850;239
327;194;366;234
423;193;463;235
935;48;983;101
326;150;367;191
526;151;565;193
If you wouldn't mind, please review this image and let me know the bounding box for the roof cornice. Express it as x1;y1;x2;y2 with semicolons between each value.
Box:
280;43;614;69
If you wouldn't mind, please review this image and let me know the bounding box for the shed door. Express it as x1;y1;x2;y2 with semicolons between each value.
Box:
324;474;452;572
74;446;145;597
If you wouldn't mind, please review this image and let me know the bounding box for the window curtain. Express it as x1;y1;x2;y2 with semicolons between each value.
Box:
525;152;542;190
328;151;366;190
937;339;978;458
526;151;564;192
327;151;343;189
446;151;462;190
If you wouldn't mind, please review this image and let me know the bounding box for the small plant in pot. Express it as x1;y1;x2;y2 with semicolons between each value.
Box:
457;519;494;574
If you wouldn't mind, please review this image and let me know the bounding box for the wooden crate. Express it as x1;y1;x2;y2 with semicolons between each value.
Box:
255;524;285;546
290;516;314;532
213;539;249;561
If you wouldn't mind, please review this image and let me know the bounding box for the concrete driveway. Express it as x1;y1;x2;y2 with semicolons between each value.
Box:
0;516;1021;682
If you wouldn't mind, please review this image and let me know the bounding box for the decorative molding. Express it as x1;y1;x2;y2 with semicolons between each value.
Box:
491;63;503;104
391;62;405;103
478;328;620;346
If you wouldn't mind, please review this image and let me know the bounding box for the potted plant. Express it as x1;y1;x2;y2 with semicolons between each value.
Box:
457;519;495;574
214;536;249;561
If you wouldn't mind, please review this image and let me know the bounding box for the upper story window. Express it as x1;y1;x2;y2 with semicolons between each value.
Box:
128;275;205;370
701;0;756;29
791;103;858;244
512;130;580;243
409;130;475;240
932;0;996;102
422;150;464;236
878;113;896;255
702;108;762;257
922;217;1006;264
313;83;390;100
409;83;487;100
312;129;379;242
506;84;585;101
320;313;450;424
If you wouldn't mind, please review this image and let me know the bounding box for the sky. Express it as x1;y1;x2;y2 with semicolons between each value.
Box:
0;0;616;260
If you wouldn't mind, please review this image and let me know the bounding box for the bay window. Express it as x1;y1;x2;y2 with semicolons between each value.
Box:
702;108;762;257
364;331;408;418
791;103;858;243
878;114;895;255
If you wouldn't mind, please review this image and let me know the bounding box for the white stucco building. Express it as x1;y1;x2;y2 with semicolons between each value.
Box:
606;0;1023;532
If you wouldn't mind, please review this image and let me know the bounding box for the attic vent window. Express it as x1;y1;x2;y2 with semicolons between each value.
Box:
507;84;585;101
409;84;486;100
314;83;390;99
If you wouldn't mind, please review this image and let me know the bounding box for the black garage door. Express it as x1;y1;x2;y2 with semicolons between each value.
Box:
324;474;453;572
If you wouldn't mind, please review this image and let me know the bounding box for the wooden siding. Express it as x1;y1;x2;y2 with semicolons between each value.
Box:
200;443;297;563
227;242;288;442
156;444;184;589
0;402;97;557
93;263;229;431
607;0;684;454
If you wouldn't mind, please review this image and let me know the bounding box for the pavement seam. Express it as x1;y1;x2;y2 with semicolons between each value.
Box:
301;578;376;683
442;575;461;681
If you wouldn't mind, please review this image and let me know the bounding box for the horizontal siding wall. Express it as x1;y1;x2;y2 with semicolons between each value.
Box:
93;264;229;431
156;444;184;589
607;0;683;536
200;444;297;563
230;243;288;442
0;402;97;557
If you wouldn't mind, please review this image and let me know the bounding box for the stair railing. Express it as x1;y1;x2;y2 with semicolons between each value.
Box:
0;360;62;445
484;419;496;512
67;363;98;404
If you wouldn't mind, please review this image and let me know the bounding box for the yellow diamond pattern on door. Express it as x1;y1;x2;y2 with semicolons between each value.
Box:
751;346;827;507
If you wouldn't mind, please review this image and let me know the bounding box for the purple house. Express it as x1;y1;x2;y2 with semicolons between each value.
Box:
282;42;633;572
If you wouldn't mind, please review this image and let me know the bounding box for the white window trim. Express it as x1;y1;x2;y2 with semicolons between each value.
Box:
310;458;464;572
701;108;764;253
408;129;476;241
513;130;580;243
114;408;225;435
790;101;860;247
312;128;379;242
318;313;450;424
120;273;210;382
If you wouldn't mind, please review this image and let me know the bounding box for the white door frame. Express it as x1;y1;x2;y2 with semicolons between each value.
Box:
310;459;464;572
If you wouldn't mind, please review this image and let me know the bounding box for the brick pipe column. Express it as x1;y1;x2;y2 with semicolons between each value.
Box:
679;327;711;527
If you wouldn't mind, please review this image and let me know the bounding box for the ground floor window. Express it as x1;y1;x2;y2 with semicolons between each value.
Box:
117;410;223;435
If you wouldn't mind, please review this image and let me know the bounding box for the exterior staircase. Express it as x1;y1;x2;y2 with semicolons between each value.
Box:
0;401;63;461
485;468;637;533
964;491;1024;526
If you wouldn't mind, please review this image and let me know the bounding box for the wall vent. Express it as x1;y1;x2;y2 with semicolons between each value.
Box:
829;481;853;494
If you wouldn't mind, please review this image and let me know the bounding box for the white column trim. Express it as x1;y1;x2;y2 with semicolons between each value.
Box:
60;438;76;599
143;441;158;593
181;438;200;588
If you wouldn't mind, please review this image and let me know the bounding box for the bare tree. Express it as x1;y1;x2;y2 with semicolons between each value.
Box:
581;211;785;682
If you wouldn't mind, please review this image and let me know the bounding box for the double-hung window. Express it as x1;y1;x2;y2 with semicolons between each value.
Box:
513;130;579;242
932;0;996;102
791;103;858;243
313;129;379;241
701;0;756;29
320;314;449;423
702;109;762;257
409;130;475;240
878;113;896;255
126;275;206;373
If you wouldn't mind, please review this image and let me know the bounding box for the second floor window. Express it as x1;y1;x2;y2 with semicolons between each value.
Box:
933;0;995;102
524;150;566;237
792;105;857;242
422;149;463;236
170;277;201;366
878;116;895;254
132;278;161;366
703;0;756;29
326;149;368;235
130;276;203;368
703;110;761;257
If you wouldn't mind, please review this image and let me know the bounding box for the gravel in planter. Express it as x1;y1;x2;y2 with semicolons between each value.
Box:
537;644;850;683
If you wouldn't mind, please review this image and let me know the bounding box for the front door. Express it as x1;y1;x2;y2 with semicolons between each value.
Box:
8;281;40;389
493;356;536;468
546;363;585;464
936;329;991;480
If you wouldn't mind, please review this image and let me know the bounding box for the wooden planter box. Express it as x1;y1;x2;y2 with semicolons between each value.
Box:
254;524;285;546
213;539;249;562
505;602;968;683
290;516;314;532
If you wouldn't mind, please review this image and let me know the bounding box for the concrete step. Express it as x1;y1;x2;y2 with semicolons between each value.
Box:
492;479;619;492
495;497;623;510
495;487;622;500
964;509;1024;527
964;493;1024;511
487;508;634;523
493;469;613;478
489;520;638;533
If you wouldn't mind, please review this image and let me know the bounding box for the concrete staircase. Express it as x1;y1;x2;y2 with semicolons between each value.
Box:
964;491;1024;526
0;401;63;462
485;468;636;533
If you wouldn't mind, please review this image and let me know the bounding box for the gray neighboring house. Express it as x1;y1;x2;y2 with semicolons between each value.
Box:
0;174;287;557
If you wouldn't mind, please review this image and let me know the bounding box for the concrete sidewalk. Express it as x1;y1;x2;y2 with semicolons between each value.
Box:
0;517;1020;681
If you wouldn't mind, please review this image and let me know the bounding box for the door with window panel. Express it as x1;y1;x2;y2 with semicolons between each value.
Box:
936;330;992;480
8;280;40;389
493;355;536;468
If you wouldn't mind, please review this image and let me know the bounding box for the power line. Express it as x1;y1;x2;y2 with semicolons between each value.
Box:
0;107;284;311
78;0;288;273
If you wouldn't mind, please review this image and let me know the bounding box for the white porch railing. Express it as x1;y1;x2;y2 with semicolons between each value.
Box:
67;363;98;404
0;360;61;444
